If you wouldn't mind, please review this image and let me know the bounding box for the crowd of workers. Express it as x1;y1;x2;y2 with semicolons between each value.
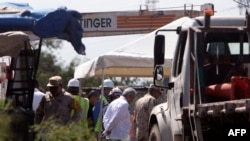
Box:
32;75;164;141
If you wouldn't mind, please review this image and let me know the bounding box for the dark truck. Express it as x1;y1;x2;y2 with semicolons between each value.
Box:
149;10;250;141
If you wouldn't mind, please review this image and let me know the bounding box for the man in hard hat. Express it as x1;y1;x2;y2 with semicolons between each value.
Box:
100;79;114;103
91;79;114;140
67;78;90;138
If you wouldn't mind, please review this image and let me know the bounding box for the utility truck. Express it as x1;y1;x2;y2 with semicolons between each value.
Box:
149;10;250;141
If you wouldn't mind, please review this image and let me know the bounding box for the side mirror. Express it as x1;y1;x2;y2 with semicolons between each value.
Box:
153;65;165;87
153;66;174;89
154;66;164;81
154;35;165;67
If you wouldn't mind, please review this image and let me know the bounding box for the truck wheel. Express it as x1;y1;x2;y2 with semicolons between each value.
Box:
149;124;161;141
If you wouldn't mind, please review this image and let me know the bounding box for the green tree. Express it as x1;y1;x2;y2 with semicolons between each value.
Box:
60;57;82;87
36;51;64;91
31;118;96;141
36;51;87;91
31;39;62;50
32;39;74;90
80;77;102;87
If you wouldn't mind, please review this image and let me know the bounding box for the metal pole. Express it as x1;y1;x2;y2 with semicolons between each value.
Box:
77;78;83;140
98;68;105;141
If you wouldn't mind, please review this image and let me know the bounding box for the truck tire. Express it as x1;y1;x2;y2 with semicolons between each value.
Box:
149;124;161;141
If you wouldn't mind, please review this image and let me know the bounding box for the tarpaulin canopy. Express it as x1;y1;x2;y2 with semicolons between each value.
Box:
0;31;30;57
74;17;191;78
0;2;85;55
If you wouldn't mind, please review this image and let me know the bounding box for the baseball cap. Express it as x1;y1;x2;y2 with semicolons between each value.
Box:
47;76;62;87
87;90;99;98
148;83;161;91
67;78;79;87
109;87;122;96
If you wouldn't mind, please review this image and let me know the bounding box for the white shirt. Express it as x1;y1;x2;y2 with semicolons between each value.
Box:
32;88;45;112
103;96;131;140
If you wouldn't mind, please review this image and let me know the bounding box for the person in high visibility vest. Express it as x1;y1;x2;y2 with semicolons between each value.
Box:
88;79;114;140
98;79;114;103
88;90;109;140
67;78;90;138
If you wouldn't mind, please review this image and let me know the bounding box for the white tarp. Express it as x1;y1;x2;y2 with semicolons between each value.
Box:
74;17;190;78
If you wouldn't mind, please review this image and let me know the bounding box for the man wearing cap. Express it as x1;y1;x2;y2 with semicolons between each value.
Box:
102;87;122;117
101;79;115;103
109;87;122;102
134;84;162;141
102;87;136;141
35;76;82;125
67;78;90;137
93;79;114;139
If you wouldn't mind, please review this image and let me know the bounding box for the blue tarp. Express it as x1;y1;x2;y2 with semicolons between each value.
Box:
0;2;85;55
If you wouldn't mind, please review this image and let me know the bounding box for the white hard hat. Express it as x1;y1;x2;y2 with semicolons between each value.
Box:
67;78;79;87
103;79;114;88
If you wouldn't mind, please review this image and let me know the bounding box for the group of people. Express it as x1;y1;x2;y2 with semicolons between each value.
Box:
32;76;87;139
32;75;163;141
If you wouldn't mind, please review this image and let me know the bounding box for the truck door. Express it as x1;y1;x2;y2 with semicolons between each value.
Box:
169;31;187;137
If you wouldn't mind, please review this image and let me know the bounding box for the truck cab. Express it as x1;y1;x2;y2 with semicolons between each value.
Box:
149;11;250;141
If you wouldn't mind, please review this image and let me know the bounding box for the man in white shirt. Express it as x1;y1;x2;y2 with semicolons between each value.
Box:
32;80;45;112
102;87;136;141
